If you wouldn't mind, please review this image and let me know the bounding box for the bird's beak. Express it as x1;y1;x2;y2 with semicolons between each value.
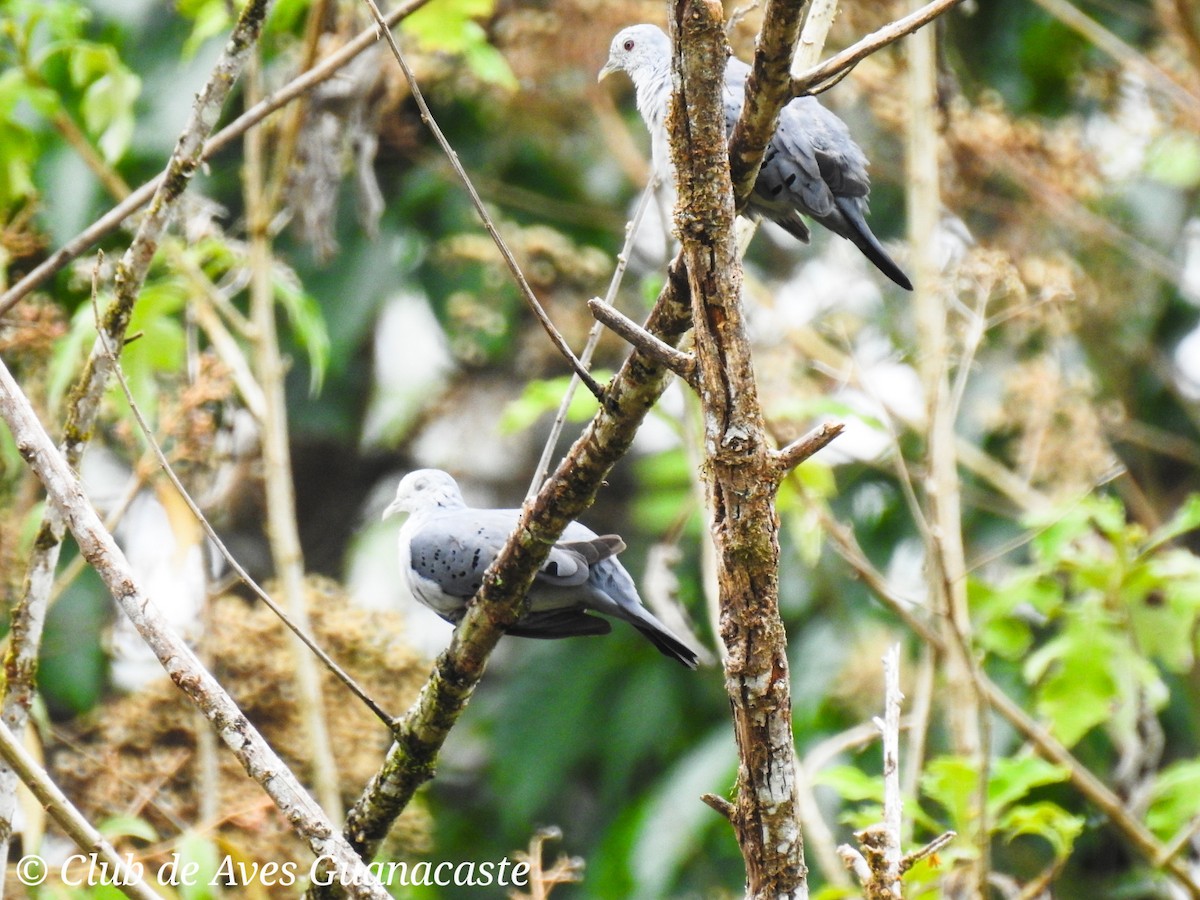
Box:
382;498;402;522
598;59;617;83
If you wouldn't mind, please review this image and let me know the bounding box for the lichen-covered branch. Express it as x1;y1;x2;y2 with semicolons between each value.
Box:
0;359;389;900
727;0;812;209
668;1;807;896
326;262;694;882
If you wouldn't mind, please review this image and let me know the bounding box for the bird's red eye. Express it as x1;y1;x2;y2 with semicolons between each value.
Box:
623;40;634;51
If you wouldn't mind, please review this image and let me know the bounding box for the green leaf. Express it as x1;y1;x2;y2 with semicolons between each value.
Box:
81;67;140;162
1144;494;1200;555
1146;760;1200;840
176;0;232;59
98;815;160;843
814;764;884;803
273;270;330;395
986;756;1070;814
1128;549;1200;672
1147;131;1200;189
176;830;222;900
922;755;1070;837
402;0;517;88
920;756;976;832
997;801;1085;861
498;374;604;434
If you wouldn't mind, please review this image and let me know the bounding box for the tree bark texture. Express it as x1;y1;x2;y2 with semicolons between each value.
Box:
667;3;808;897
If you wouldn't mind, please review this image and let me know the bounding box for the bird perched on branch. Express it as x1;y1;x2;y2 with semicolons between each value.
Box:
599;24;913;291
383;469;699;668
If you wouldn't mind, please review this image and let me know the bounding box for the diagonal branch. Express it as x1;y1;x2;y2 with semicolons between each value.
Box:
0;358;390;899
326;261;694;881
791;0;967;95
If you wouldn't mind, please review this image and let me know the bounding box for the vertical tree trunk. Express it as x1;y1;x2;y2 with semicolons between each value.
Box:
667;3;808;896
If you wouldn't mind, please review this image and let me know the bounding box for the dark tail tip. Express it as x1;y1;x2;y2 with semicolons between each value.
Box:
635;623;700;669
835;198;913;291
856;231;913;291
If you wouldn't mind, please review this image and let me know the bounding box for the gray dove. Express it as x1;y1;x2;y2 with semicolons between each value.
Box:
383;469;699;668
599;24;913;291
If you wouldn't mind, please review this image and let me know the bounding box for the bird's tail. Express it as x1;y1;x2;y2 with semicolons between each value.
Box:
626;607;699;669
832;197;913;291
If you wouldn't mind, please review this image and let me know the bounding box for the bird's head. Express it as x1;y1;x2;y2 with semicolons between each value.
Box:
598;24;670;84
382;469;465;521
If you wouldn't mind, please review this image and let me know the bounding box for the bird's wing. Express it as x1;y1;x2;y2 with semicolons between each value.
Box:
407;511;624;595
506;608;613;638
802;99;871;199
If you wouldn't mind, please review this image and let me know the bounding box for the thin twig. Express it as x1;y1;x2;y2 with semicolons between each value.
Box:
792;0;967;95
879;644;904;898
527;179;657;499
87;261;394;728
0;720;164;900
900;830;956;874
360;0;606;403
774;421;844;471
587;299;697;383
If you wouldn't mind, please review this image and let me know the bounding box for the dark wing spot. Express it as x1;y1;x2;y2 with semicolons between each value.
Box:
770;184;784;197
784;173;796;187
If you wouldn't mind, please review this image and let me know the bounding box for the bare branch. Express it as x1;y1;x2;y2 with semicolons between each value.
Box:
360;0;607;403
879;646;905;897
669;1;806;894
900;830;956;874
774;421;844;472
792;0;968;95
587;299;697;384
701;792;736;821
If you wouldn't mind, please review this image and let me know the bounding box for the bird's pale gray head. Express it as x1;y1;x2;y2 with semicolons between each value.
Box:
598;24;670;83
382;469;465;520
